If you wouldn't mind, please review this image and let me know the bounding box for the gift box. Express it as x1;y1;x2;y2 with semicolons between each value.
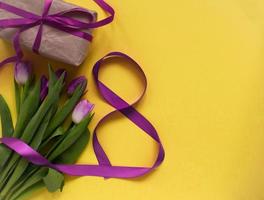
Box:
0;0;98;66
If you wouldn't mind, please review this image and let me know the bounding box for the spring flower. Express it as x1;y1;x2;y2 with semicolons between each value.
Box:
72;100;94;124
55;69;67;81
40;76;48;101
67;76;87;96
14;61;32;85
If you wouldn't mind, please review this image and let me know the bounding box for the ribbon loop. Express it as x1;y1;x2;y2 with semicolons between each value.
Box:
42;0;53;18
92;52;165;168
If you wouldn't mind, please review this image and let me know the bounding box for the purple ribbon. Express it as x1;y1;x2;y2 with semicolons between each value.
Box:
0;0;115;67
0;52;165;178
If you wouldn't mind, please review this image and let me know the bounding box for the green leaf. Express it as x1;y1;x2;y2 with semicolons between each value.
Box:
0;95;14;137
0;108;54;196
30;107;54;150
13;80;40;138
0;80;40;173
3;123;91;199
55;129;90;164
3;166;39;200
20;77;33;105
0;95;14;169
0;159;29;198
0;76;64;188
0;154;19;190
0;81;41;184
48;114;93;161
43;83;85;140
43;168;64;193
40;126;65;150
13;182;44;200
20;73;65;143
0;158;19;191
7;168;47;200
44;133;66;160
0;145;10;169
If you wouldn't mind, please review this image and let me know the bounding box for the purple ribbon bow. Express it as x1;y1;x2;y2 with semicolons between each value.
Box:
0;52;165;178
0;0;115;67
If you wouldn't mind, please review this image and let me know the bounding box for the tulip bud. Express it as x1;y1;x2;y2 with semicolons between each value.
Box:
67;76;87;96
40;76;48;101
14;61;32;85
55;69;67;81
72;100;94;124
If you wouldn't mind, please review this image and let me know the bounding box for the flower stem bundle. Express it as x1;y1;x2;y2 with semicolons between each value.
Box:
0;62;94;200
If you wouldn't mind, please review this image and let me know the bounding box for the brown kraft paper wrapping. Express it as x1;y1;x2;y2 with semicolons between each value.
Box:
0;0;97;66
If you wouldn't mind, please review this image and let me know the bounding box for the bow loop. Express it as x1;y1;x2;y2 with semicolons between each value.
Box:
42;0;53;18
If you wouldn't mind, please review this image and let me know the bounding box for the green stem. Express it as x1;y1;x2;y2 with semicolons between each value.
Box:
0;75;64;192
0;107;54;197
14;80;20;117
0;95;14;169
43;84;85;140
0;81;41;181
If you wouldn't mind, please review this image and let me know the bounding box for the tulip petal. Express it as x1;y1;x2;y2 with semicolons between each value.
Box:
14;61;32;85
67;76;87;96
72;100;94;124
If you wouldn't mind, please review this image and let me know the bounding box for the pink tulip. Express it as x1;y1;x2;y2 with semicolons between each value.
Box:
72;100;94;124
14;61;32;85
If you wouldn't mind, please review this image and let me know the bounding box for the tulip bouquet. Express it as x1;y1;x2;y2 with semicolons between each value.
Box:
0;61;94;200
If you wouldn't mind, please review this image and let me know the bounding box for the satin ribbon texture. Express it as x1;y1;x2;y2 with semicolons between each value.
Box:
0;52;165;179
0;0;115;67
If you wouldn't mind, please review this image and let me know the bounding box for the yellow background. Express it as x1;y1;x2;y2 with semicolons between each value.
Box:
1;0;264;199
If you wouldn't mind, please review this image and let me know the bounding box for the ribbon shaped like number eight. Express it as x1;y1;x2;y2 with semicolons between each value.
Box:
1;52;165;178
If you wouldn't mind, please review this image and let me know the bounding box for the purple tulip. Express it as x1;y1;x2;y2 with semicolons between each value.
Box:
40;76;48;101
14;61;32;85
55;69;67;81
67;76;87;96
72;100;94;124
